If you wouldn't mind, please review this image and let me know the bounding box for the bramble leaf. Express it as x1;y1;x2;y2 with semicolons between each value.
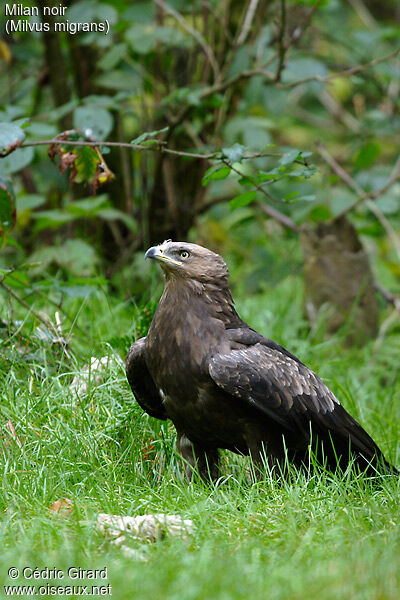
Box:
221;143;245;164
229;190;256;210
202;165;231;186
0;122;26;157
279;149;300;166
48;131;114;190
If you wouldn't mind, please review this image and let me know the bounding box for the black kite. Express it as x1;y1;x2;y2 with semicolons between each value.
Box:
127;241;397;479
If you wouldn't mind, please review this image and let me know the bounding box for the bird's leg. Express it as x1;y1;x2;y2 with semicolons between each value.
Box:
245;423;285;480
178;433;220;482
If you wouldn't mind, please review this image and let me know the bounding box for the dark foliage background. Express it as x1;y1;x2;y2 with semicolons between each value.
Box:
1;3;400;598
1;0;399;323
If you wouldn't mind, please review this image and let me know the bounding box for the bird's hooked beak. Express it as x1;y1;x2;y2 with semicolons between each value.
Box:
145;244;182;267
144;246;160;260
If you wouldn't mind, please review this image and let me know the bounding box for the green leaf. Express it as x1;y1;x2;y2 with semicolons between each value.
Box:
58;285;98;298
283;58;327;87
130;127;169;147
73;106;114;140
95;70;141;92
296;194;316;202
96;208;138;231
73;146;99;184
125;24;191;54
66;195;109;216
0;122;26;157
28;240;101;277
354;142;381;169
222;143;245;163
32;211;76;231
2;269;30;288
288;164;317;180
202;165;231;186
201;165;231;186
229;190;256;210
374;192;400;215
66;276;107;286
224;116;272;149
49;139;113;189
283;191;300;202
125;24;157;54
27;123;57;138
258;171;280;182
161;87;203;108
122;3;154;24
238;176;256;187
98;43;127;71
0;175;16;239
33;210;75;222
16;194;45;212
58;275;107;298
58;239;100;276
279;150;300;166
308;205;331;222
0;147;34;175
67;1;118;25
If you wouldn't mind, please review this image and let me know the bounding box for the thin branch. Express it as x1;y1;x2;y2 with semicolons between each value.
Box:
154;0;220;80
18;135;304;232
373;303;400;353
316;144;364;195
285;0;323;47
0;281;53;330
202;1;233;45
190;44;400;105
221;158;288;205
236;0;260;46
371;155;400;198
365;198;400;262
159;2;335;134
219;158;300;231
316;144;400;260
20;137;303;163
256;201;299;233
21;138;216;157
275;0;287;82
5;272;86;335
318;89;361;133
167;49;280;132
275;45;400;89
316;144;400;211
195;183;300;231
195;194;233;216
374;283;400;311
346;0;377;29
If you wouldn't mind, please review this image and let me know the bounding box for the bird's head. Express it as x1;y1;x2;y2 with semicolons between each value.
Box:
145;240;229;283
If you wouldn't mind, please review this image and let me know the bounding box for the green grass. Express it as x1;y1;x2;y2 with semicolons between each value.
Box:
1;271;400;600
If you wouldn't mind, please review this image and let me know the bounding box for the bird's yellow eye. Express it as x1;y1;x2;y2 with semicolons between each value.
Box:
180;250;189;259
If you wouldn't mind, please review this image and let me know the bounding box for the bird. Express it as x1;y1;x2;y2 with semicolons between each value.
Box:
126;240;397;480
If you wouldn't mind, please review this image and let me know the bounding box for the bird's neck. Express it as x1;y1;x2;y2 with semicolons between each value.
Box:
160;276;240;327
146;277;240;389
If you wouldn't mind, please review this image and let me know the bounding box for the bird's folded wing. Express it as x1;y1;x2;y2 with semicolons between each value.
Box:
126;337;167;420
209;343;379;456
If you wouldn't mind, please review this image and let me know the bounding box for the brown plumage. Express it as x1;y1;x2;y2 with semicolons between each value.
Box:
126;241;397;479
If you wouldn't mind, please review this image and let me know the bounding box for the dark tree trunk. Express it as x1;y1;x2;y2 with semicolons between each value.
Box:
300;216;379;345
147;154;208;245
36;0;72;131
